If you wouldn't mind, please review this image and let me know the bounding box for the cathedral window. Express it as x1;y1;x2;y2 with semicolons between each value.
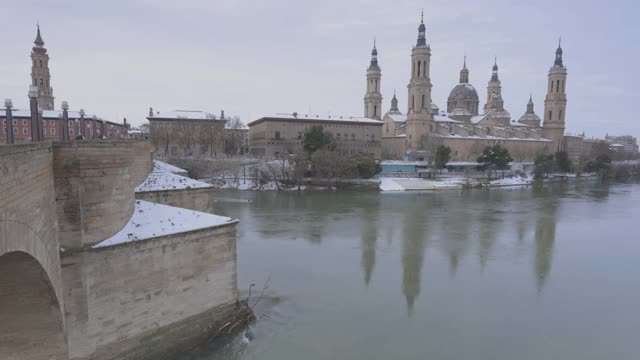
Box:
549;110;552;121
417;62;422;77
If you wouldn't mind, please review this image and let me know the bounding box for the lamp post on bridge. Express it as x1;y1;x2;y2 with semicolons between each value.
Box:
4;99;15;144
38;109;44;142
61;101;69;142
79;108;85;140
28;86;43;142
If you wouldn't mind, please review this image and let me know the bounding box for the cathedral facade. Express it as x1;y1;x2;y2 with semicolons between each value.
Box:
376;14;567;162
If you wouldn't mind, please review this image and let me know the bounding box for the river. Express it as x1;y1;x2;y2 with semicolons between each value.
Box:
186;181;640;359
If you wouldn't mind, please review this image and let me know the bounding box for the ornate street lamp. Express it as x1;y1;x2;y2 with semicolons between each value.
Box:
4;98;14;144
28;86;42;142
61;101;69;142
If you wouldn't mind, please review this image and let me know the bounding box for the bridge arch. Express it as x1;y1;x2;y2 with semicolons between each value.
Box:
0;251;67;359
0;216;67;359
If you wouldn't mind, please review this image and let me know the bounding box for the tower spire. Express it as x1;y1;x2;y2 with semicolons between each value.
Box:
369;37;379;70
459;56;469;83
416;10;427;47
491;56;499;82
34;24;44;47
554;37;564;67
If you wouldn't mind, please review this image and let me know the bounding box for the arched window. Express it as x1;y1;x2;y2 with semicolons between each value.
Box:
556;80;560;92
39;60;42;67
374;105;377;117
421;95;425;109
549;110;552;121
423;61;427;77
375;80;378;92
417;62;422;77
411;96;415;110
559;109;563;121
40;79;43;85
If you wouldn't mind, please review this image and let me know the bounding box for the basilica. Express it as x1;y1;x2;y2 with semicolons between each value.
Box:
371;13;568;162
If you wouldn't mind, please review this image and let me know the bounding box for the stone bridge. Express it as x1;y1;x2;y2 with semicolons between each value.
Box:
0;140;152;359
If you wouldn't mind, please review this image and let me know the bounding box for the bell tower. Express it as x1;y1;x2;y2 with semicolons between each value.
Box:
364;39;383;120
542;39;567;151
483;57;502;114
405;11;433;151
30;25;55;110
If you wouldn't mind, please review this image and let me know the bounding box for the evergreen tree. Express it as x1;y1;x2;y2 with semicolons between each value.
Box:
302;125;335;155
434;145;451;172
555;151;573;173
477;145;513;178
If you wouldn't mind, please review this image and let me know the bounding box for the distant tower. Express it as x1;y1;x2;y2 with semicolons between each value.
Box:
364;39;382;119
30;25;54;110
405;11;433;151
388;90;401;115
517;94;542;127
543;39;568;151
483;57;502;114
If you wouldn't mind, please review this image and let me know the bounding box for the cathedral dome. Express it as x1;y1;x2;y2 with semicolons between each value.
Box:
448;83;479;101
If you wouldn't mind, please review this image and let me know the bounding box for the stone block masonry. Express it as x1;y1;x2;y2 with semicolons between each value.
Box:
61;222;240;360
135;187;216;213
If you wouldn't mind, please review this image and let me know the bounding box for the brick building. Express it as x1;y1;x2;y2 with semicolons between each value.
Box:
1;26;128;144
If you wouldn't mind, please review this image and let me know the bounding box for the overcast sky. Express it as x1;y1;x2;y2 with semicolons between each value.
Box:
1;0;637;137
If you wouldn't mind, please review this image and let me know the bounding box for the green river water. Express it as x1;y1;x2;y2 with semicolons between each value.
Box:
185;181;640;359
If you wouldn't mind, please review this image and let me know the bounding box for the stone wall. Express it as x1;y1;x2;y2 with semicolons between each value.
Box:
135;187;215;213
0;142;68;358
53;140;152;248
441;137;551;162
61;223;239;360
381;136;407;160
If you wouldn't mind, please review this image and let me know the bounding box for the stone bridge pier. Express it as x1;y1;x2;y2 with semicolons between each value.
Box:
0;140;153;360
0;143;67;359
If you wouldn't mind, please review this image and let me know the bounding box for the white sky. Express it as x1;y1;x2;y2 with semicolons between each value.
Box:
1;0;638;138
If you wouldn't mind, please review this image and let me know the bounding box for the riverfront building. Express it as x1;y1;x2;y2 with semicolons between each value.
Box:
374;12;568;161
0;26;129;143
247;113;383;158
147;108;227;158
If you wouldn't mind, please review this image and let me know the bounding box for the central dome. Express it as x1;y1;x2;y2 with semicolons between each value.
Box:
448;83;479;101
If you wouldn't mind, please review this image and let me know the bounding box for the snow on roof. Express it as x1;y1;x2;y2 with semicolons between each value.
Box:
152;160;188;174
436;133;551;142
470;115;487;124
149;110;223;121
388;114;407;122
381;160;429;166
136;169;212;192
433;114;462;123
93;200;237;248
251;113;384;125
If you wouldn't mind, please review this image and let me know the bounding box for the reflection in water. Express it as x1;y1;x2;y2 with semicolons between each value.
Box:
360;198;380;287
204;181;640;360
534;197;558;293
401;197;428;317
477;208;500;270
